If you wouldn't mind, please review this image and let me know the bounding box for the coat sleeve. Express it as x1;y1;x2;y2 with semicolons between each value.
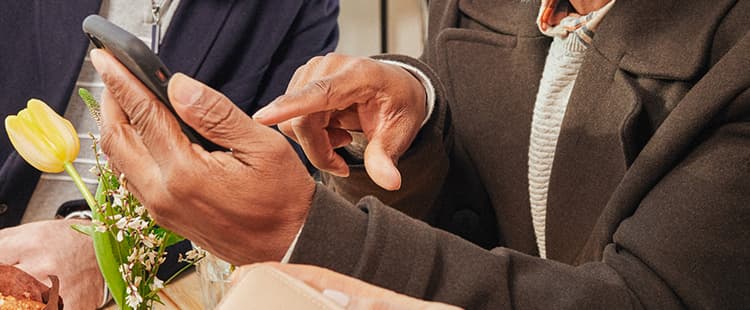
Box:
292;100;750;308
290;31;750;310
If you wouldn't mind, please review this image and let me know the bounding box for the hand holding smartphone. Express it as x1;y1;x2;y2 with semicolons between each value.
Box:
82;14;224;151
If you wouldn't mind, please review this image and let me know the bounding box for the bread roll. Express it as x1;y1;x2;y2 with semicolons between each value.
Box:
0;265;62;310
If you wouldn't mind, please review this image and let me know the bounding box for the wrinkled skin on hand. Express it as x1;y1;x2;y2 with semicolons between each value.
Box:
0;220;102;309
253;53;427;191
91;49;315;265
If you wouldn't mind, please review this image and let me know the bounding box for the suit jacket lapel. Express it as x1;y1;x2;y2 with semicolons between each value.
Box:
36;0;102;113
159;0;237;76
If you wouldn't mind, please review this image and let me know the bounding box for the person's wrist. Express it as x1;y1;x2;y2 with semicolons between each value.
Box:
246;176;315;263
60;216;110;308
278;179;315;260
378;60;432;128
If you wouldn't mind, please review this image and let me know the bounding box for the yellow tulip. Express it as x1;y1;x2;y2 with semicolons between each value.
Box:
4;98;80;173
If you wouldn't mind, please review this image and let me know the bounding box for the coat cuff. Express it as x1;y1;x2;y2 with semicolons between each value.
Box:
288;183;441;298
288;183;368;276
377;59;436;128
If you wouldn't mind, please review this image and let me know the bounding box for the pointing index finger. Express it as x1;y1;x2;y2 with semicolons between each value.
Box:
253;74;374;126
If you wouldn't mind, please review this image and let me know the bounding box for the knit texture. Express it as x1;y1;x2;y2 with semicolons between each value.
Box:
527;34;587;258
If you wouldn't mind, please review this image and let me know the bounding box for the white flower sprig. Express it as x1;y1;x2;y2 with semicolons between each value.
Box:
76;89;202;309
88;134;203;309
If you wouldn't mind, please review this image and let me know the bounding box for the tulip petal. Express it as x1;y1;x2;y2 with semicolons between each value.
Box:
62;115;81;162
3;99;80;173
5;115;64;172
16;109;57;155
27;99;80;163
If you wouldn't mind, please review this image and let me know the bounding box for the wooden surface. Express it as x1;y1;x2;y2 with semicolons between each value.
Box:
105;270;203;310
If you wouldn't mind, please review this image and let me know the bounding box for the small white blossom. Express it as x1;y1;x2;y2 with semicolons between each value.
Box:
92;220;107;233
150;278;164;290
115;216;129;230
125;286;143;309
179;248;206;263
127;248;141;263
127;218;146;231
141;251;157;271
134;205;146;216
141;233;160;249
112;193;125;207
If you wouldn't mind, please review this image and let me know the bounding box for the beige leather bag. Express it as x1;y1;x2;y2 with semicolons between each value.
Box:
217;265;344;310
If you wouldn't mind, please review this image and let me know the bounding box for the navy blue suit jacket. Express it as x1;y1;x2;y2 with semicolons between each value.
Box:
0;0;339;228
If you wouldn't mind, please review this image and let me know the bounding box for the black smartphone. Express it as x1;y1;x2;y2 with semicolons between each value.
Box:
82;14;224;151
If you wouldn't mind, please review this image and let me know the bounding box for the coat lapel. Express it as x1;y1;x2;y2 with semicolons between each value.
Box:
544;51;636;262
158;0;237;76
544;0;739;263
433;0;552;254
544;0;653;263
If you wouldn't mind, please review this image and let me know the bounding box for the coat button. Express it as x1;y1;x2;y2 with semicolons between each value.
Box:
0;203;8;215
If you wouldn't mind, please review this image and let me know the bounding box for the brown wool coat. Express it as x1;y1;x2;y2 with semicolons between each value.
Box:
290;0;750;308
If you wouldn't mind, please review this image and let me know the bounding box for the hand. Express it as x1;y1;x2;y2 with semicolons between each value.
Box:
232;263;462;310
0;220;103;308
91;49;315;265
253;53;427;191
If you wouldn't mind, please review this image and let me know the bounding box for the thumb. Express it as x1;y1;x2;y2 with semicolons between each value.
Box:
168;74;264;153
363;133;403;191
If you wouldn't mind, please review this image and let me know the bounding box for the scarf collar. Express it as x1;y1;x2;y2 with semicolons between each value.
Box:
536;0;616;45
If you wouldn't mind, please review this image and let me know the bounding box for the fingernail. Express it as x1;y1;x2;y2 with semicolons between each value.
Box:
322;289;350;307
326;164;349;178
335;166;350;178
89;50;108;78
252;105;271;120
170;73;203;106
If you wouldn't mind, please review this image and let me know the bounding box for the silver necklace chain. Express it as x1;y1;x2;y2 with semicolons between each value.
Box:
150;0;170;24
149;0;172;54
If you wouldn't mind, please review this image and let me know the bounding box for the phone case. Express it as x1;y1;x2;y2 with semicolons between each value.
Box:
82;14;224;151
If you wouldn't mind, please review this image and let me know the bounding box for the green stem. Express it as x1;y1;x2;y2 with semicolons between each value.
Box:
64;162;127;308
162;262;196;286
63;162;97;211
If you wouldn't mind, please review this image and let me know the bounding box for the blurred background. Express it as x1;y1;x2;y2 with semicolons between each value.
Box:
336;0;428;57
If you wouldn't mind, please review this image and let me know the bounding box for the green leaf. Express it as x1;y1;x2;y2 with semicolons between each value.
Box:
92;179;128;309
151;295;164;305
70;223;94;236
154;227;185;247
